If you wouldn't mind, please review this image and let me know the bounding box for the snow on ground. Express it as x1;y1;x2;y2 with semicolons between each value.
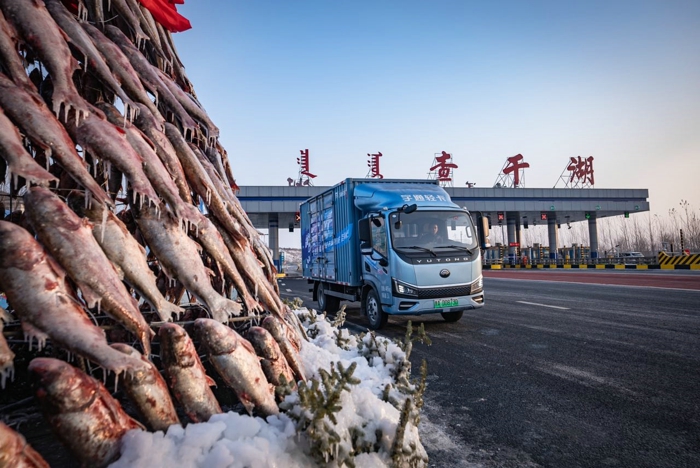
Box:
110;308;426;468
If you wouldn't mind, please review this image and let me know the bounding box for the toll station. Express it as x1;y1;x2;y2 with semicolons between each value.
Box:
236;184;650;265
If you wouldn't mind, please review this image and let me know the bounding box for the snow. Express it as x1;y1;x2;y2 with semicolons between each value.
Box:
110;308;427;467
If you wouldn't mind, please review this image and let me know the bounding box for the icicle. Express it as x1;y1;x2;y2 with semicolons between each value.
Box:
100;207;107;244
132;189;137;205
139;193;144;210
114;371;119;393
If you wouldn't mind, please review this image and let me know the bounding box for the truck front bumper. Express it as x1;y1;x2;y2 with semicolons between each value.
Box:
384;292;485;315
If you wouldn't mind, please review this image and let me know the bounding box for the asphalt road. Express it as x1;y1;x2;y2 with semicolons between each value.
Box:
278;271;700;468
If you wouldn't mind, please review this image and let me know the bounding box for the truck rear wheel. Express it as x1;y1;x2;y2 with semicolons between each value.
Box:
441;311;463;322
317;283;340;313
365;289;388;330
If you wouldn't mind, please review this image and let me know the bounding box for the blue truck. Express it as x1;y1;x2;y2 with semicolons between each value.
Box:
300;178;487;329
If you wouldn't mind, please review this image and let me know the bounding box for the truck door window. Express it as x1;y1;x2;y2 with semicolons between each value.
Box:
371;218;388;257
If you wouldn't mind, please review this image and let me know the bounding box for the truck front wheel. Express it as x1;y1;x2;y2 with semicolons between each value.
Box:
317;283;340;313
365;289;388;330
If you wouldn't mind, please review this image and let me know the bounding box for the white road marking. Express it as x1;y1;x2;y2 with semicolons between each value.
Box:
285;288;293;292
517;301;570;310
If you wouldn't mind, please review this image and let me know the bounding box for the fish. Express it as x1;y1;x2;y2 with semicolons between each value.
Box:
83;0;104;26
189;212;263;315
133;102;192;204
133;201;243;323
110;343;181;432
23;187;154;356
104;25;197;139
81;22;163;122
158;323;222;423
43;0;139;121
0;421;49;468
0;72;113;207
80;200;184;323
155;21;193;94
107;0;148;48
247;326;296;391
262;315;306;382
72;108;160;208
0;0;90;123
195;319;279;417
210;216;287;320
96;102;200;228
194;148;277;288
0;308;15;389
28;357;145;468
0;105;58;188
156;68;219;147
0;8;36;93
0;221;149;376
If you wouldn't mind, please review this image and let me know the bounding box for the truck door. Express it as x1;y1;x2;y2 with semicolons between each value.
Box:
364;217;392;304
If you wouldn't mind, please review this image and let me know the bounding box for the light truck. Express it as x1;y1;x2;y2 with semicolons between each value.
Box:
300;178;487;329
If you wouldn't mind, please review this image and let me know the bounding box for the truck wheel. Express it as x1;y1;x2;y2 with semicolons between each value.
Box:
318;284;340;313
441;311;463;322
365;289;388;330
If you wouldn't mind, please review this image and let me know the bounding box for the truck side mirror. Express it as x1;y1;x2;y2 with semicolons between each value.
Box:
359;218;371;242
477;215;490;249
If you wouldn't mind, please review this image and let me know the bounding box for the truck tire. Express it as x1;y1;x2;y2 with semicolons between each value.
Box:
441;311;463;323
365;288;388;330
318;283;340;313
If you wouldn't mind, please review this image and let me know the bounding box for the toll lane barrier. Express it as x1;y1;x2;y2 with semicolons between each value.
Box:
658;251;700;269
483;263;698;270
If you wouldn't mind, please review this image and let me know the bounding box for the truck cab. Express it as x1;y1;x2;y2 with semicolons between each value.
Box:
301;179;486;329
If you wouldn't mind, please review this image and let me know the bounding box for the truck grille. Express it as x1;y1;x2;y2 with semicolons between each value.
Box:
415;284;472;299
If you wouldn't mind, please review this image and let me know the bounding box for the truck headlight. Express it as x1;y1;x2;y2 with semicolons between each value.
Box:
393;278;418;297
471;275;483;294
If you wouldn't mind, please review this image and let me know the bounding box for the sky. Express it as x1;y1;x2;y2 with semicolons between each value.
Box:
172;0;700;223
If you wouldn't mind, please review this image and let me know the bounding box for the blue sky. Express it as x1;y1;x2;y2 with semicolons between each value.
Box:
173;0;700;221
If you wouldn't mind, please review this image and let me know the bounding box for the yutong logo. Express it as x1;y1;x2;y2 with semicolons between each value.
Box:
439;269;450;278
415;257;469;264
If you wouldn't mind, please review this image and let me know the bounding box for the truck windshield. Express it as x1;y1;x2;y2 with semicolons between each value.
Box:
389;210;479;252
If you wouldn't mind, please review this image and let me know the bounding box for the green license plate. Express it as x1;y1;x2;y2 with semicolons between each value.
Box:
434;298;459;308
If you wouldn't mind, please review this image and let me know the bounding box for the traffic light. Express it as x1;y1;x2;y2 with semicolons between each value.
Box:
295;211;301;223
523;219;529;229
585;212;591;219
289;222;294;232
497;212;505;223
624;211;629;218
540;213;548;221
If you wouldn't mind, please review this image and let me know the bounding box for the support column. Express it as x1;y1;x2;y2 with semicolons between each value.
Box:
548;217;558;260
507;216;517;265
588;215;599;259
268;214;280;269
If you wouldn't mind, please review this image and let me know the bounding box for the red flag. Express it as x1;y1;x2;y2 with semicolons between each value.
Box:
139;0;191;32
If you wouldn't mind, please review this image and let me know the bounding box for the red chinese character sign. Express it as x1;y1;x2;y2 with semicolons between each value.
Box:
366;152;383;179
288;149;317;186
428;151;458;187
555;155;595;188
494;154;530;188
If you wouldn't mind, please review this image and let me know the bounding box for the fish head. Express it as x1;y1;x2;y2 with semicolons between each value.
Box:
247;326;278;359
24;186;83;232
0;221;44;270
28;358;97;413
194;318;238;356
261;315;283;339
159;323;197;367
0;422;22;462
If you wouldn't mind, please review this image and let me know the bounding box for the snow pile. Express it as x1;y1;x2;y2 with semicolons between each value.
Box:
110;307;429;468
